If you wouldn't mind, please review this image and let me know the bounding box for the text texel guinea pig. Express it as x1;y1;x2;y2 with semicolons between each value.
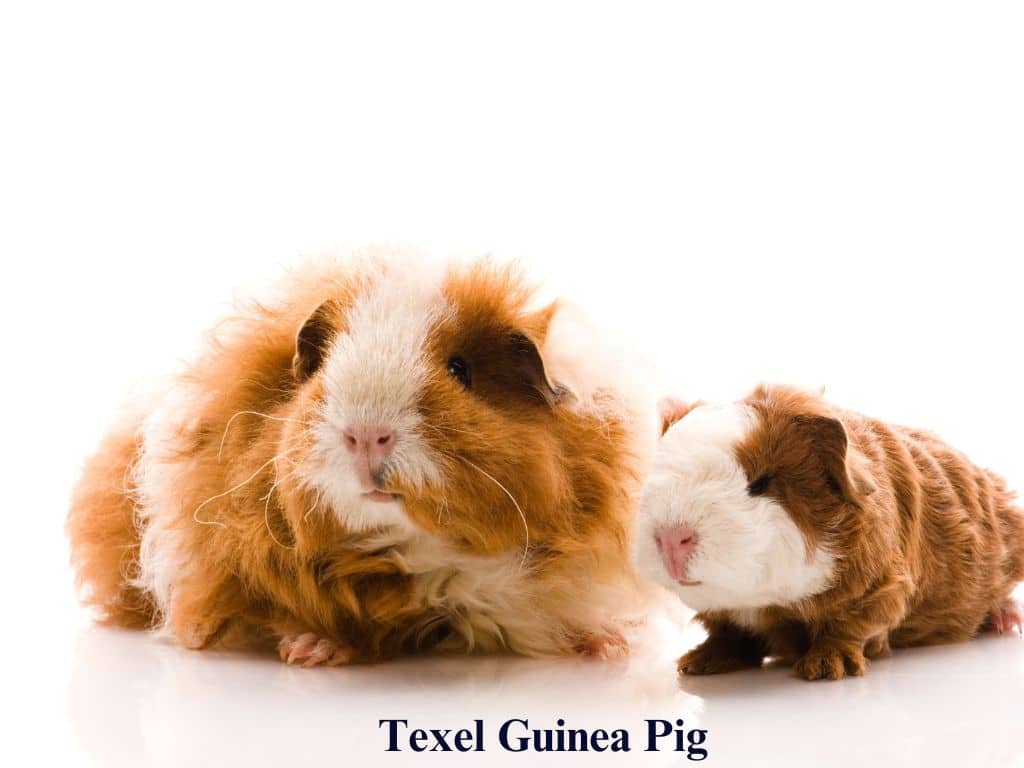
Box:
67;249;657;665
635;384;1024;681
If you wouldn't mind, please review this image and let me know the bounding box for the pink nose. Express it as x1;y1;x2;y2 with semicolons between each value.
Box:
655;525;700;584
343;425;396;489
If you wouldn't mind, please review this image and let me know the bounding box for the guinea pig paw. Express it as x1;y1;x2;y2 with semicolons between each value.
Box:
180;620;222;650
277;633;352;667
986;599;1024;636
793;646;867;681
863;635;892;659
576;630;630;660
677;639;761;676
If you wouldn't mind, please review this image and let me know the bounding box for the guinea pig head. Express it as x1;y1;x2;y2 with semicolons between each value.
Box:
636;385;874;613
282;259;577;554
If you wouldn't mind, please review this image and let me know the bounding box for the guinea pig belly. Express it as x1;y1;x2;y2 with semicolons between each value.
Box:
398;546;549;654
396;532;638;657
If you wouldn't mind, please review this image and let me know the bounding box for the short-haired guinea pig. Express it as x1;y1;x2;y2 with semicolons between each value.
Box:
68;249;656;665
635;384;1024;681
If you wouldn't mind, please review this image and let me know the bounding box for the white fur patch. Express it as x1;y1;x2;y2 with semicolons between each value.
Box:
541;301;660;474
306;259;447;533
132;380;206;630
354;528;603;657
634;403;835;613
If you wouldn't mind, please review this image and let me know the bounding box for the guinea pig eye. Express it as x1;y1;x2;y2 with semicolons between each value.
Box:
747;474;772;496
446;356;472;389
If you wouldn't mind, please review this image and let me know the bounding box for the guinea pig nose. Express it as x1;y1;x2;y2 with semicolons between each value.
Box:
654;525;700;584
342;425;397;462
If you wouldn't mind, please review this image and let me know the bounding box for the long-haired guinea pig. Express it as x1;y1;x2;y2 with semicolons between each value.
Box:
636;384;1024;681
67;250;656;665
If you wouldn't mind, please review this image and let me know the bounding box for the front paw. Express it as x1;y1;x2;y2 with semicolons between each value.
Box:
793;645;867;681
277;633;352;667
677;637;762;676
863;635;891;659
985;598;1024;636
576;629;630;660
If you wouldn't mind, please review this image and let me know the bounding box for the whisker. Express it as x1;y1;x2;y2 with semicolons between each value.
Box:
218;410;313;462
261;463;297;550
456;456;530;570
304;487;323;523
417;420;478;444
418;422;470;442
418;422;445;438
435;482;451;526
192;449;298;528
428;423;476;437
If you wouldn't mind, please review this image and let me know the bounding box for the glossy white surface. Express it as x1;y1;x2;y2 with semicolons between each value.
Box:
7;595;1024;768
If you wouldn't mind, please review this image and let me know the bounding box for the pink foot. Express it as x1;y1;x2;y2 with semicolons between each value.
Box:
576;629;630;660
985;599;1024;636
277;633;352;667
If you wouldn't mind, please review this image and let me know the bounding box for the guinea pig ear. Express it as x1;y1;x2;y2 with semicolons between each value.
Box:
509;331;572;407
794;415;876;502
658;396;698;436
293;301;338;381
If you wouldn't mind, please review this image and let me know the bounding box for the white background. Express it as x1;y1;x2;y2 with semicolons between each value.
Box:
1;2;1022;766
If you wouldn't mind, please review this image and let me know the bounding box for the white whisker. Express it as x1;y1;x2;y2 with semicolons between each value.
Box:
261;464;297;550
218;410;312;462
435;482;451;525
192;449;297;528
304;487;323;523
457;456;530;569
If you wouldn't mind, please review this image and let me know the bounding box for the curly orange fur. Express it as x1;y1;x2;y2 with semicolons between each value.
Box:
67;254;654;662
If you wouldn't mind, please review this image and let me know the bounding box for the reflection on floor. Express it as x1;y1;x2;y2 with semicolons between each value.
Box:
57;607;1024;768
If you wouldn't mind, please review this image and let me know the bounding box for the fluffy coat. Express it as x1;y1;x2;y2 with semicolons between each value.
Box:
67;252;655;664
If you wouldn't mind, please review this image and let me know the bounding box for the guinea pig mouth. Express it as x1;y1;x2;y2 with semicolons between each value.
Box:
362;466;401;502
362;489;400;503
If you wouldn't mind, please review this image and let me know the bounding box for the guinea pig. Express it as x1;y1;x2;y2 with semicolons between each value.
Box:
636;384;1024;681
67;249;656;665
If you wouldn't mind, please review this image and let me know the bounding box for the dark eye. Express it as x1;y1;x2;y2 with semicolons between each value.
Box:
446;356;472;388
747;474;771;496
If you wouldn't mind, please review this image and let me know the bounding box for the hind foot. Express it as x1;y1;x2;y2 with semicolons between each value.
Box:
793;642;867;681
985;599;1023;637
277;633;352;667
